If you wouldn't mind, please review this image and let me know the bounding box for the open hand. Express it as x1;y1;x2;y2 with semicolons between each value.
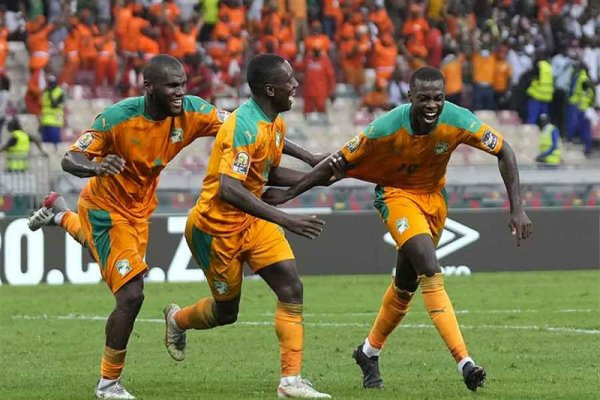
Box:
282;214;325;239
509;209;532;247
94;154;126;176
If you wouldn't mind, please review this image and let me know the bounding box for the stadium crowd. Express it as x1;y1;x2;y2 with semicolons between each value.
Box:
0;0;597;152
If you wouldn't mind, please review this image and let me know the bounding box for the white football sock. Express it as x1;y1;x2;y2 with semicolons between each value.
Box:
362;337;381;358
457;356;475;374
98;378;117;389
280;375;300;386
54;211;66;225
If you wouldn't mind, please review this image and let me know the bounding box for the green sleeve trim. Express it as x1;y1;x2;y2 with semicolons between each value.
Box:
364;104;409;139
439;101;482;133
183;96;215;114
90;97;144;132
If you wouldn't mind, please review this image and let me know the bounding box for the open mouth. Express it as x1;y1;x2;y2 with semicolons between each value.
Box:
288;90;296;102
423;110;438;124
171;98;183;109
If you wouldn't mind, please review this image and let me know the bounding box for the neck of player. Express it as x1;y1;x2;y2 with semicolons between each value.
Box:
253;96;278;122
410;112;435;136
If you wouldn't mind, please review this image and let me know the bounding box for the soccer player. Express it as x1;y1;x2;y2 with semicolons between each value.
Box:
162;54;332;398
27;54;326;400
262;66;533;392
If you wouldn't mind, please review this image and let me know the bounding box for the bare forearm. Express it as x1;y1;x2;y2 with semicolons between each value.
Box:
220;176;290;225
267;166;306;187
61;151;98;177
498;144;523;212
283;139;315;166
286;161;335;198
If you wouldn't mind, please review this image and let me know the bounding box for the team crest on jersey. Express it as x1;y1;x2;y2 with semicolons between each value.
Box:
214;281;229;295
346;135;362;153
115;259;131;277
275;131;282;147
434;141;449;155
170;127;184;143
217;109;230;122
75;132;94;151
233;151;250;174
482;130;498;150
396;217;409;234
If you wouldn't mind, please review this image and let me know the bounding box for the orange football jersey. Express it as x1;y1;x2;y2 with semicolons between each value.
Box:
189;98;286;236
341;101;504;192
69;95;224;219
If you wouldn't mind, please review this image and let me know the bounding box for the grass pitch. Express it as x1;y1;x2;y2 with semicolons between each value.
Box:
1;270;599;400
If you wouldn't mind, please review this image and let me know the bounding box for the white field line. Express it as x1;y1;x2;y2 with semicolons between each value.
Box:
274;309;595;317
11;313;600;335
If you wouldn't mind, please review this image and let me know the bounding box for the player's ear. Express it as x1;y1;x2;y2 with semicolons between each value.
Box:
143;79;152;94
264;83;275;97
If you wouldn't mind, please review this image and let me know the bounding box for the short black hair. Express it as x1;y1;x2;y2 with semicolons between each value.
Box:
247;53;287;96
409;67;445;90
143;54;184;83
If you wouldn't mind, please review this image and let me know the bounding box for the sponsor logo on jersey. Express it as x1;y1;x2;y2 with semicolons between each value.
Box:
346;135;362;153
116;259;131;277
76;132;94;151
214;281;229;295
482;130;498;150
170;127;184;143
232;151;250;174
396;217;409;234
434;141;449;154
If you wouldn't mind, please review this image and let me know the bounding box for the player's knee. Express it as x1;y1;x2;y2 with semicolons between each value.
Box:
116;289;145;314
395;277;419;292
276;279;303;303
215;308;238;325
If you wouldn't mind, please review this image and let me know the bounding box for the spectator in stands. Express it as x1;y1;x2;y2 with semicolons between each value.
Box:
26;15;62;72
166;12;203;60
305;20;331;56
551;44;575;136
360;78;391;113
25;67;45;115
535;113;562;165
370;33;398;82
76;9;99;73
339;26;369;96
493;43;512;110
60;17;80;86
440;42;464;106
299;44;335;122
388;66;410;107
0;117;48;172
0;74;8;135
471;34;496;110
425;20;443;68
526;51;554;124
567;60;595;156
94;19;118;93
0;12;8;77
184;52;213;102
198;0;219;43
39;74;64;146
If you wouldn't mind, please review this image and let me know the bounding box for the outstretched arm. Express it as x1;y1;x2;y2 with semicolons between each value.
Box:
497;142;532;246
219;174;324;239
267;166;306;187
283;138;329;167
262;152;349;205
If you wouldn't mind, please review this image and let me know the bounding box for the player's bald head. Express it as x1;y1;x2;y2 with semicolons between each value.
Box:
409;67;445;91
143;54;184;84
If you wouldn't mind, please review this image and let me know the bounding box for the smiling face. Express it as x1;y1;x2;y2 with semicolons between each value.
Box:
408;78;445;134
264;61;299;113
145;63;187;117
